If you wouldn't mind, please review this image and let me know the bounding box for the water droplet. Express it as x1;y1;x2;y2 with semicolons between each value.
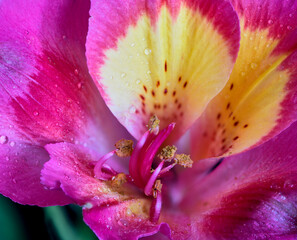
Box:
33;111;39;116
289;13;293;18
62;35;67;39
136;79;141;85
287;25;292;30
0;135;8;144
12;178;17;184
144;48;151;55
131;43;135;47
9;141;15;147
110;76;113;80
121;73;126;78
126;209;132;216
77;82;82;89
250;62;258;69
83;202;93;209
129;106;136;114
118;219;128;226
284;179;296;189
268;19;273;25
74;69;79;75
147;70;151;74
240;71;246;76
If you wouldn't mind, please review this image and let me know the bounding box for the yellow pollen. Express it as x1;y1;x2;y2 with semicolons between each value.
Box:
111;173;127;188
175;154;193;168
147;115;160;134
158;145;177;161
153;180;162;198
115;139;134;157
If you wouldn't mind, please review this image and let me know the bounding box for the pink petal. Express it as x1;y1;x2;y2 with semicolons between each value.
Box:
0;0;130;205
0;142;72;206
0;0;128;148
86;0;240;141
83;199;172;240
41;143;136;206
181;121;297;238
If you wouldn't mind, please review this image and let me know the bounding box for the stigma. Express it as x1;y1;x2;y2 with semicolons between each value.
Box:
93;115;192;222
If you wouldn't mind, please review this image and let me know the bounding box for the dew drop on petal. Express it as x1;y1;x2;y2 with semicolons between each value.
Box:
33;111;39;116
144;48;151;55
121;73;126;78
0;135;8;144
129;106;136;114
83;202;93;209
250;63;258;69
136;79;141;85
77;82;82;89
74;69;79;75
9;141;15;147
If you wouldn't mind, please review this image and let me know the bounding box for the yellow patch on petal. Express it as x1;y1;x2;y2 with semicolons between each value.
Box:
192;23;292;159
100;5;235;139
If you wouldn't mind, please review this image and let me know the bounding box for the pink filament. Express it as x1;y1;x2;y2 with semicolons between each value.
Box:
94;150;116;180
150;191;162;223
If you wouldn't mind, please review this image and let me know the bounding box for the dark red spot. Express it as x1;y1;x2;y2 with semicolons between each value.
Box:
183;81;188;88
142;108;146;114
140;94;145;101
142;102;145;107
232;116;236;120
175;99;178;104
244;124;249;128
180;112;184;117
217;123;221;128
233;136;239;141
178;76;182;82
234;121;239;126
222;129;226;134
163;104;167;109
221;138;226;143
143;85;147;92
178;103;182;109
164;88;168;94
228;112;233;118
226;102;230;110
135;110;139;114
172;91;176;97
164;61;167;72
157;104;161;109
230;83;234;90
203;132;208;137
151;90;155;97
217;113;221;120
221;145;226;151
156;81;160;87
154;104;157;109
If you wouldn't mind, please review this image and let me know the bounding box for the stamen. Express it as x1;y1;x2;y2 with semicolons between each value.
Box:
115;139;134;157
94;150;116;180
147;115;160;134
110;173;127;188
174;154;193;168
144;161;164;196
150;190;162;223
152;180;162;198
158;145;177;161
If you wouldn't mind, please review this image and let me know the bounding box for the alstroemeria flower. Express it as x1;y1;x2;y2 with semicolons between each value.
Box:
0;0;297;239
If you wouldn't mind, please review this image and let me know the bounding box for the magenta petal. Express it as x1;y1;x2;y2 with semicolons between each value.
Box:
83;200;172;240
41;143;114;205
0;142;71;206
0;0;128;148
182;121;297;238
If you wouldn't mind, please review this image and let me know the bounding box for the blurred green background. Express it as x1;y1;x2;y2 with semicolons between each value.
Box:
0;195;97;240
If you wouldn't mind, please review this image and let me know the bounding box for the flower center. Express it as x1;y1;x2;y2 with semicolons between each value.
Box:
93;116;192;222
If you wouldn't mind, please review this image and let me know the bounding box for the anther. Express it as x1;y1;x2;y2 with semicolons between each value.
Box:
158;145;177;161
147;115;160;134
153;180;162;198
115;139;134;157
174;154;193;168
111;173;127;188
